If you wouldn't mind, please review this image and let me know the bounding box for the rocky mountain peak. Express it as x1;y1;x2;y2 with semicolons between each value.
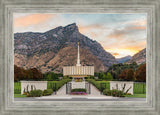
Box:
127;48;146;64
64;23;79;32
14;23;118;73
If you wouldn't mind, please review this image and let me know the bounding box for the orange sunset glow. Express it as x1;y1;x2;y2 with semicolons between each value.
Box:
14;13;147;58
106;48;141;58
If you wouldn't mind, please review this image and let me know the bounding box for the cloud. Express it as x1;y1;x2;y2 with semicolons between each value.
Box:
78;24;108;40
14;14;55;27
106;47;144;58
127;26;146;30
13;13;147;58
79;24;106;32
131;19;146;26
112;52;120;56
107;21;146;39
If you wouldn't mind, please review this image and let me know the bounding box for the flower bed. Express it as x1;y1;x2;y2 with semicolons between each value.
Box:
71;88;86;93
70;88;87;95
70;92;87;95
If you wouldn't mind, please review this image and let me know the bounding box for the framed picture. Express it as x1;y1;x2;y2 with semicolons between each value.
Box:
0;0;160;115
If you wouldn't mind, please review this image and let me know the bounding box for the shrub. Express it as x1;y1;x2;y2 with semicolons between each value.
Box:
126;93;131;95
103;89;111;96
86;79;101;90
71;88;86;93
75;79;82;82
103;89;124;97
103;73;113;80
47;79;71;91
90;76;95;79
23;92;28;95
28;89;43;97
111;89;124;97
95;79;103;81
103;83;132;97
43;89;53;96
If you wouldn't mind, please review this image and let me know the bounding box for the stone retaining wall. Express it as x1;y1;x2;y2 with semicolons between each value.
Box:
20;81;47;94
110;81;133;94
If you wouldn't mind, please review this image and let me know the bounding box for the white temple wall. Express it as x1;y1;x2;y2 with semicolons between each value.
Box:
63;66;94;76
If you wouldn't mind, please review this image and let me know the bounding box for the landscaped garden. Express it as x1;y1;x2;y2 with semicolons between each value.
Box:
85;63;146;98
14;62;146;98
86;79;146;98
14;78;71;97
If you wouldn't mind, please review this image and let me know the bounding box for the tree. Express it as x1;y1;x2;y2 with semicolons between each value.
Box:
25;69;33;79
135;64;146;82
126;69;135;81
47;72;59;81
97;72;104;79
107;63;139;80
118;68;135;81
118;69;128;80
106;72;113;80
102;73;107;80
30;68;43;80
47;74;53;81
14;65;24;81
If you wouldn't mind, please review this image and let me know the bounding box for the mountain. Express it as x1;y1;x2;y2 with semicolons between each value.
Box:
116;55;132;63
14;23;118;73
127;48;146;64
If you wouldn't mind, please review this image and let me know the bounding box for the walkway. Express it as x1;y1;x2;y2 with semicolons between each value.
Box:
90;83;101;96
55;81;102;96
56;84;67;96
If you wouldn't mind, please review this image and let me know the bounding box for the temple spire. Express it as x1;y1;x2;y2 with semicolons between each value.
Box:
76;42;81;66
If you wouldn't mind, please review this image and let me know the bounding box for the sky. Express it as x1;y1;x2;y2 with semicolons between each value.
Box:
14;13;147;58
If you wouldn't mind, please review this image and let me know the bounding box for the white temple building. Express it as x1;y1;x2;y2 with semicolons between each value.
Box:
63;42;94;79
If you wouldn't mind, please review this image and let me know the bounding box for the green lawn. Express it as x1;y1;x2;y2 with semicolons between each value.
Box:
47;79;71;90
125;94;146;98
97;81;110;83
134;82;146;94
14;94;27;98
97;81;110;89
14;82;21;94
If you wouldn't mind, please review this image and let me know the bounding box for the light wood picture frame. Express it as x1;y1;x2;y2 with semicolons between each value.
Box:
0;0;160;115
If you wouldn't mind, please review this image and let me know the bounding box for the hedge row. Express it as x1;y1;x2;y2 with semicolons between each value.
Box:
86;79;110;92
43;89;53;96
103;89;125;97
28;89;43;97
47;79;71;91
71;88;87;93
24;89;53;97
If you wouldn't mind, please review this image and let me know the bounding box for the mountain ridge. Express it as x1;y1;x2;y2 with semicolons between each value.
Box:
127;48;146;64
14;23;118;73
116;55;132;63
